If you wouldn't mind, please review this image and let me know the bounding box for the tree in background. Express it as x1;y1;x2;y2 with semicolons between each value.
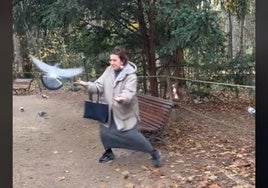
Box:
12;0;255;98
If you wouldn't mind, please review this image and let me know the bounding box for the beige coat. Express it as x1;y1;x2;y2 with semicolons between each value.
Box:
86;61;140;131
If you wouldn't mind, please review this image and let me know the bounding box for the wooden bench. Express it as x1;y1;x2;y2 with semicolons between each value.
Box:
137;93;174;144
13;78;33;95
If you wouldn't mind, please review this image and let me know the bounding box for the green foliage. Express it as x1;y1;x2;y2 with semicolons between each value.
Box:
219;53;255;85
219;0;251;20
39;0;82;29
156;1;226;67
175;5;224;47
13;0;255;87
13;0;36;34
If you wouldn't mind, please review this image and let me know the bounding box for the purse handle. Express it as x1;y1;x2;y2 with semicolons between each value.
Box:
96;88;100;103
88;88;101;102
88;88;100;103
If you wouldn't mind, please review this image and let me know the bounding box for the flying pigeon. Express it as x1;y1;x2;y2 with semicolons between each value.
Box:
31;56;84;90
247;106;256;115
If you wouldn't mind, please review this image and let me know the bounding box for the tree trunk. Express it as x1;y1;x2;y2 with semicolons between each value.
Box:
19;34;33;78
13;34;23;78
137;0;158;97
227;11;233;61
238;18;245;58
141;50;148;93
168;49;184;98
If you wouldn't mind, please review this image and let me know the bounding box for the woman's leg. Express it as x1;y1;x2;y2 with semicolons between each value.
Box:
99;124;114;150
99;118;161;167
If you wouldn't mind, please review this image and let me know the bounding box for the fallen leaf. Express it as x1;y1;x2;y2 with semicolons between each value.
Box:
208;175;218;181
200;180;209;187
114;167;121;172
122;171;130;179
141;165;149;171
124;182;135;188
208;184;221;188
232;185;244;188
57;176;65;181
99;184;107;188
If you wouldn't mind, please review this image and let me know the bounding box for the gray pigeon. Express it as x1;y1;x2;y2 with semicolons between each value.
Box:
38;111;47;117
31;56;84;90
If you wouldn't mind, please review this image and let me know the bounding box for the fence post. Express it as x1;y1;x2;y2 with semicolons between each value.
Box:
166;76;173;100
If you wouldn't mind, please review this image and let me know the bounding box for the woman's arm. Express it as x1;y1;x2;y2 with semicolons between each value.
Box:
115;74;137;104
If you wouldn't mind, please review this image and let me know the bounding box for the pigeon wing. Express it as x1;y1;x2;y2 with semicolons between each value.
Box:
55;67;84;79
31;57;53;73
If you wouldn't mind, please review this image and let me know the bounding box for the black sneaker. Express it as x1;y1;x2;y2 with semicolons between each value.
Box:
99;150;115;163
151;149;162;167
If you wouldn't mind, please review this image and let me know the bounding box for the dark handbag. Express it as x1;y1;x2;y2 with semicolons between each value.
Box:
83;90;109;123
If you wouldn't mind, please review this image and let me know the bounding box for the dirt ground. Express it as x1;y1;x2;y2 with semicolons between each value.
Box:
13;87;255;188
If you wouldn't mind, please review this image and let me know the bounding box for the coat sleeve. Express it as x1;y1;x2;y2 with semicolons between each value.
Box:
85;67;109;94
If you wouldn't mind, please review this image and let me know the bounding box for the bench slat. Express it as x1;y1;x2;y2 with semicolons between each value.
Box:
13;78;33;95
139;111;168;125
139;102;172;113
137;94;174;143
139;106;171;117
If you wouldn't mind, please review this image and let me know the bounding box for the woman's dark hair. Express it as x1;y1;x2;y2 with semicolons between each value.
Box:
111;46;128;65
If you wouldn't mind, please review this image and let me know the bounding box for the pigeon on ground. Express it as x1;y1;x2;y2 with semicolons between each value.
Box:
41;94;49;99
31;56;84;90
38;111;47;117
247;106;256;115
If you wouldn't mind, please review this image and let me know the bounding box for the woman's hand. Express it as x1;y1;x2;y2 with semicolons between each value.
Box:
114;96;126;103
73;80;87;87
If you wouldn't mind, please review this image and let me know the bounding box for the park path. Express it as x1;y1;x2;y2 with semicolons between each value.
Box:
13;91;175;188
13;90;255;188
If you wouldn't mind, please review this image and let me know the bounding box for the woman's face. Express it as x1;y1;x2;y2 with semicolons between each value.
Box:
109;54;123;70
